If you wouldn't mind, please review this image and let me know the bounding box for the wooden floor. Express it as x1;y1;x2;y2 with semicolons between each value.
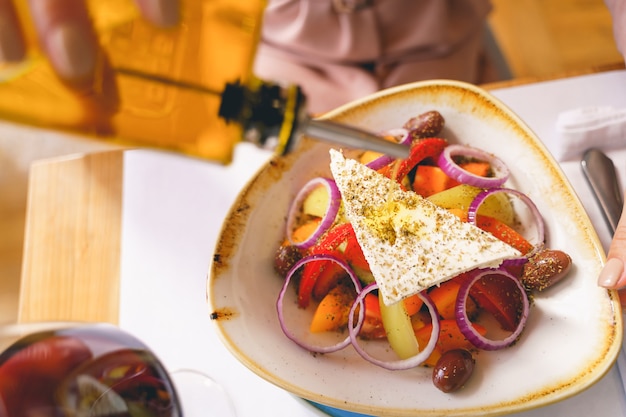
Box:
488;0;623;80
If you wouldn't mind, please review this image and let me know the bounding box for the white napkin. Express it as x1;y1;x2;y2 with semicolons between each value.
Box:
555;106;626;161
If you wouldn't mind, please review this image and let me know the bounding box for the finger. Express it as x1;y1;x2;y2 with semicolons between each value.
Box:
0;0;27;61
27;0;99;86
134;0;180;27
598;191;626;289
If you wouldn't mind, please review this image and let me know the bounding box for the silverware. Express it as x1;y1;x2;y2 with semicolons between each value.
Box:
581;148;623;235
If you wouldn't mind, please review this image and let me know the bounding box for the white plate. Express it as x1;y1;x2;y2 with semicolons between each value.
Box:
208;80;622;416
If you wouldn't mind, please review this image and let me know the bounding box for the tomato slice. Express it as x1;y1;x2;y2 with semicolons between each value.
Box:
469;273;524;332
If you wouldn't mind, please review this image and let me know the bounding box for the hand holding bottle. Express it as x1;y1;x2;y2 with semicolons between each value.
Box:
0;0;179;89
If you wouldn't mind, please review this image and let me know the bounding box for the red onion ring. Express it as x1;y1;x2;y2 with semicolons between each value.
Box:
348;284;440;370
365;128;411;171
468;187;545;251
500;257;529;268
385;128;411;142
286;177;341;249
455;268;530;350
277;254;362;353
438;144;510;188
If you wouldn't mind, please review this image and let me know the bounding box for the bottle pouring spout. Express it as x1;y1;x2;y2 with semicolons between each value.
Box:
116;67;410;160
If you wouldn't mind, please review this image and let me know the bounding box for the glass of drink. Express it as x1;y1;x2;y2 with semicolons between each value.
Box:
0;322;236;417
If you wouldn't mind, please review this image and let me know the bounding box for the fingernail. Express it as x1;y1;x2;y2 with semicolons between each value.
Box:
598;258;625;288
47;24;97;82
0;14;26;62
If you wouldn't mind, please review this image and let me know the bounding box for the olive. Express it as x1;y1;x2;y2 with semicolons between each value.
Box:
274;244;304;277
521;249;572;291
403;110;445;139
432;349;475;393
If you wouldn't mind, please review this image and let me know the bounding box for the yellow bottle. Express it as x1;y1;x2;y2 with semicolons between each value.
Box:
1;0;408;164
1;0;303;164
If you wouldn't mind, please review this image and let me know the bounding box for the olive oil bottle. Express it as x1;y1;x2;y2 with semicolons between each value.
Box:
1;0;297;163
1;0;407;163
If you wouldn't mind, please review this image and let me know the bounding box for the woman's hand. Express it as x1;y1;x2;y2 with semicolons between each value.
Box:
598;192;626;306
0;0;179;88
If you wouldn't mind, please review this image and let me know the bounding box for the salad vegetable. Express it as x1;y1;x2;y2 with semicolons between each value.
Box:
273;110;572;392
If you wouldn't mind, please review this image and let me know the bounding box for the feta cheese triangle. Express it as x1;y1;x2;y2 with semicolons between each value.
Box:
329;149;521;306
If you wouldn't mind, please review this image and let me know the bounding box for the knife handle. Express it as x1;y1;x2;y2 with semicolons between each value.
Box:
581;148;624;235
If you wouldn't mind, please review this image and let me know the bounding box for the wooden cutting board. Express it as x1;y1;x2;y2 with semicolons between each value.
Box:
18;150;124;324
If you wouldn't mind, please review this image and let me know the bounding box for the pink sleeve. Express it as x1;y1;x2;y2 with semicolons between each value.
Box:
254;0;493;113
259;0;491;63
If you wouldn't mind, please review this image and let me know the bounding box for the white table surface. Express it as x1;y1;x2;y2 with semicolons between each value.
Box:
116;70;626;417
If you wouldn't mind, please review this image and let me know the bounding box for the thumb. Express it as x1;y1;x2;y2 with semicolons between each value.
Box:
598;191;626;289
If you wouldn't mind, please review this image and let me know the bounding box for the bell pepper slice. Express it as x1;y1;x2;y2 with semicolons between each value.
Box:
311;223;353;253
446;210;533;255
358;293;387;339
310;284;355;333
413;161;492;197
415;319;487;364
475;215;534;255
469;273;524;332
312;258;349;300
412;165;451;197
358;293;424;340
298;252;342;308
343;234;370;271
379;296;420;359
393;137;448;182
298;223;363;308
426;273;478;320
